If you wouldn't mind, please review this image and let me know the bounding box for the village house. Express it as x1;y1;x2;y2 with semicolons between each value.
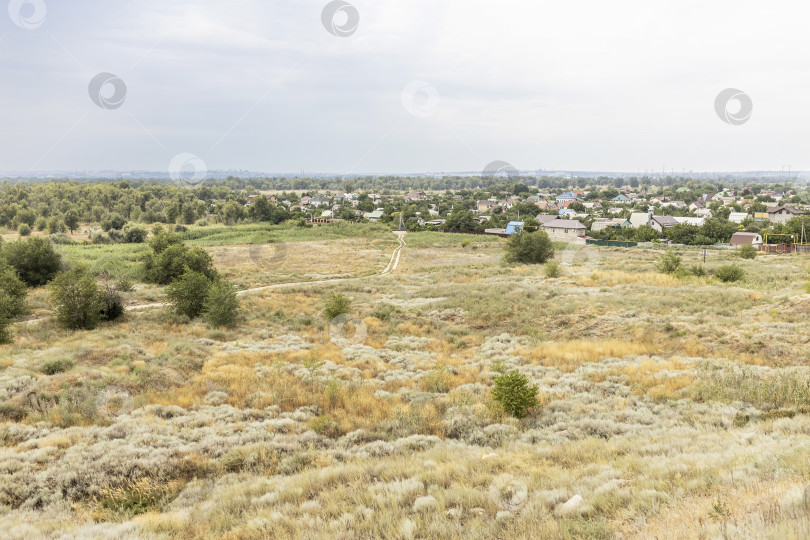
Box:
730;232;763;246
651;215;679;232
766;205;805;224
555;192;580;204
629;212;653;228
728;212;750;224
541;218;587;240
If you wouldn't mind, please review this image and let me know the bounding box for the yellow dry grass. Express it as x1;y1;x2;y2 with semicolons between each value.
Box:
524;339;661;372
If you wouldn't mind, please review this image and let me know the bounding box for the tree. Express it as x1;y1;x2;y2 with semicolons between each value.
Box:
17;223;31;236
182;204;197;225
491;370;539;419
633;225;659;242
123;226;148;243
1;237;62;287
64;211;79;234
166;270;212;318
503;230;554;264
50;268;104;330
445;210;479;231
0;292;14;344
205;280;240;327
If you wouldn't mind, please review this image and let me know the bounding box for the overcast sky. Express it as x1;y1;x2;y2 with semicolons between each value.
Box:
1;0;810;175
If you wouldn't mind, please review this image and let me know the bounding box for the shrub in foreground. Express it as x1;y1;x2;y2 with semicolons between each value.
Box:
323;292;351;321
503;231;554;264
50;268;104;330
737;244;758;259
544;260;562;278
715;264;744;283
491;370;539;419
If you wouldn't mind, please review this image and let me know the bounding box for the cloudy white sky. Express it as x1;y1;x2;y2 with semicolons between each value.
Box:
1;0;809;175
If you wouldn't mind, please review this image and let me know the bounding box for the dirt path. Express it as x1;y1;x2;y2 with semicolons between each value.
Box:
41;231;408;317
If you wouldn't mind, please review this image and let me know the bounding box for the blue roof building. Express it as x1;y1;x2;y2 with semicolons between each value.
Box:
505;221;524;235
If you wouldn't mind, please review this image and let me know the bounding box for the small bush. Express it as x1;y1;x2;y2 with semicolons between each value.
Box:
99;283;125;322
0;403;26;422
204;280;240;327
174;224;188;233
544;260;562;278
17;223;31;236
715;264;744;283
166;270;212;318
491;370;539;419
738;244;758;259
50;268;104;330
503;231;554;264
688;264;706;277
323;292;351;320
656;250;682;274
40;359;73;375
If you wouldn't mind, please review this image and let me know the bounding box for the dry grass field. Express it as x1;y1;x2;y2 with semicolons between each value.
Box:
1;225;810;539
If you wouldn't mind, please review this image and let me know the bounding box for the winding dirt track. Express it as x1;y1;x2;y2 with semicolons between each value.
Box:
91;231;406;315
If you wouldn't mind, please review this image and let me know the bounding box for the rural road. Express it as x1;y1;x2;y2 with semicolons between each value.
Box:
124;231;406;313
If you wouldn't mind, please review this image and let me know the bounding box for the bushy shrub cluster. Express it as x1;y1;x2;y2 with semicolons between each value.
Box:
503;231;554;264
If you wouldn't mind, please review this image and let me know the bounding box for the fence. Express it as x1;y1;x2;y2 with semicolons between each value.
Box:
585;239;638;248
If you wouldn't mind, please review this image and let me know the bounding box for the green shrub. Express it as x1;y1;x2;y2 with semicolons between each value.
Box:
656;250;682;274
166;270;212;318
17;223;31;236
40;359;73;375
50;268;104;330
205;280;241;327
714;264;744;283
737;244;758;259
503;231;554;264
0;262;27;318
688;264;707;277
2;237;62;286
35;217;47;231
491;370;539;419
544;260;562;278
323;292;351;320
